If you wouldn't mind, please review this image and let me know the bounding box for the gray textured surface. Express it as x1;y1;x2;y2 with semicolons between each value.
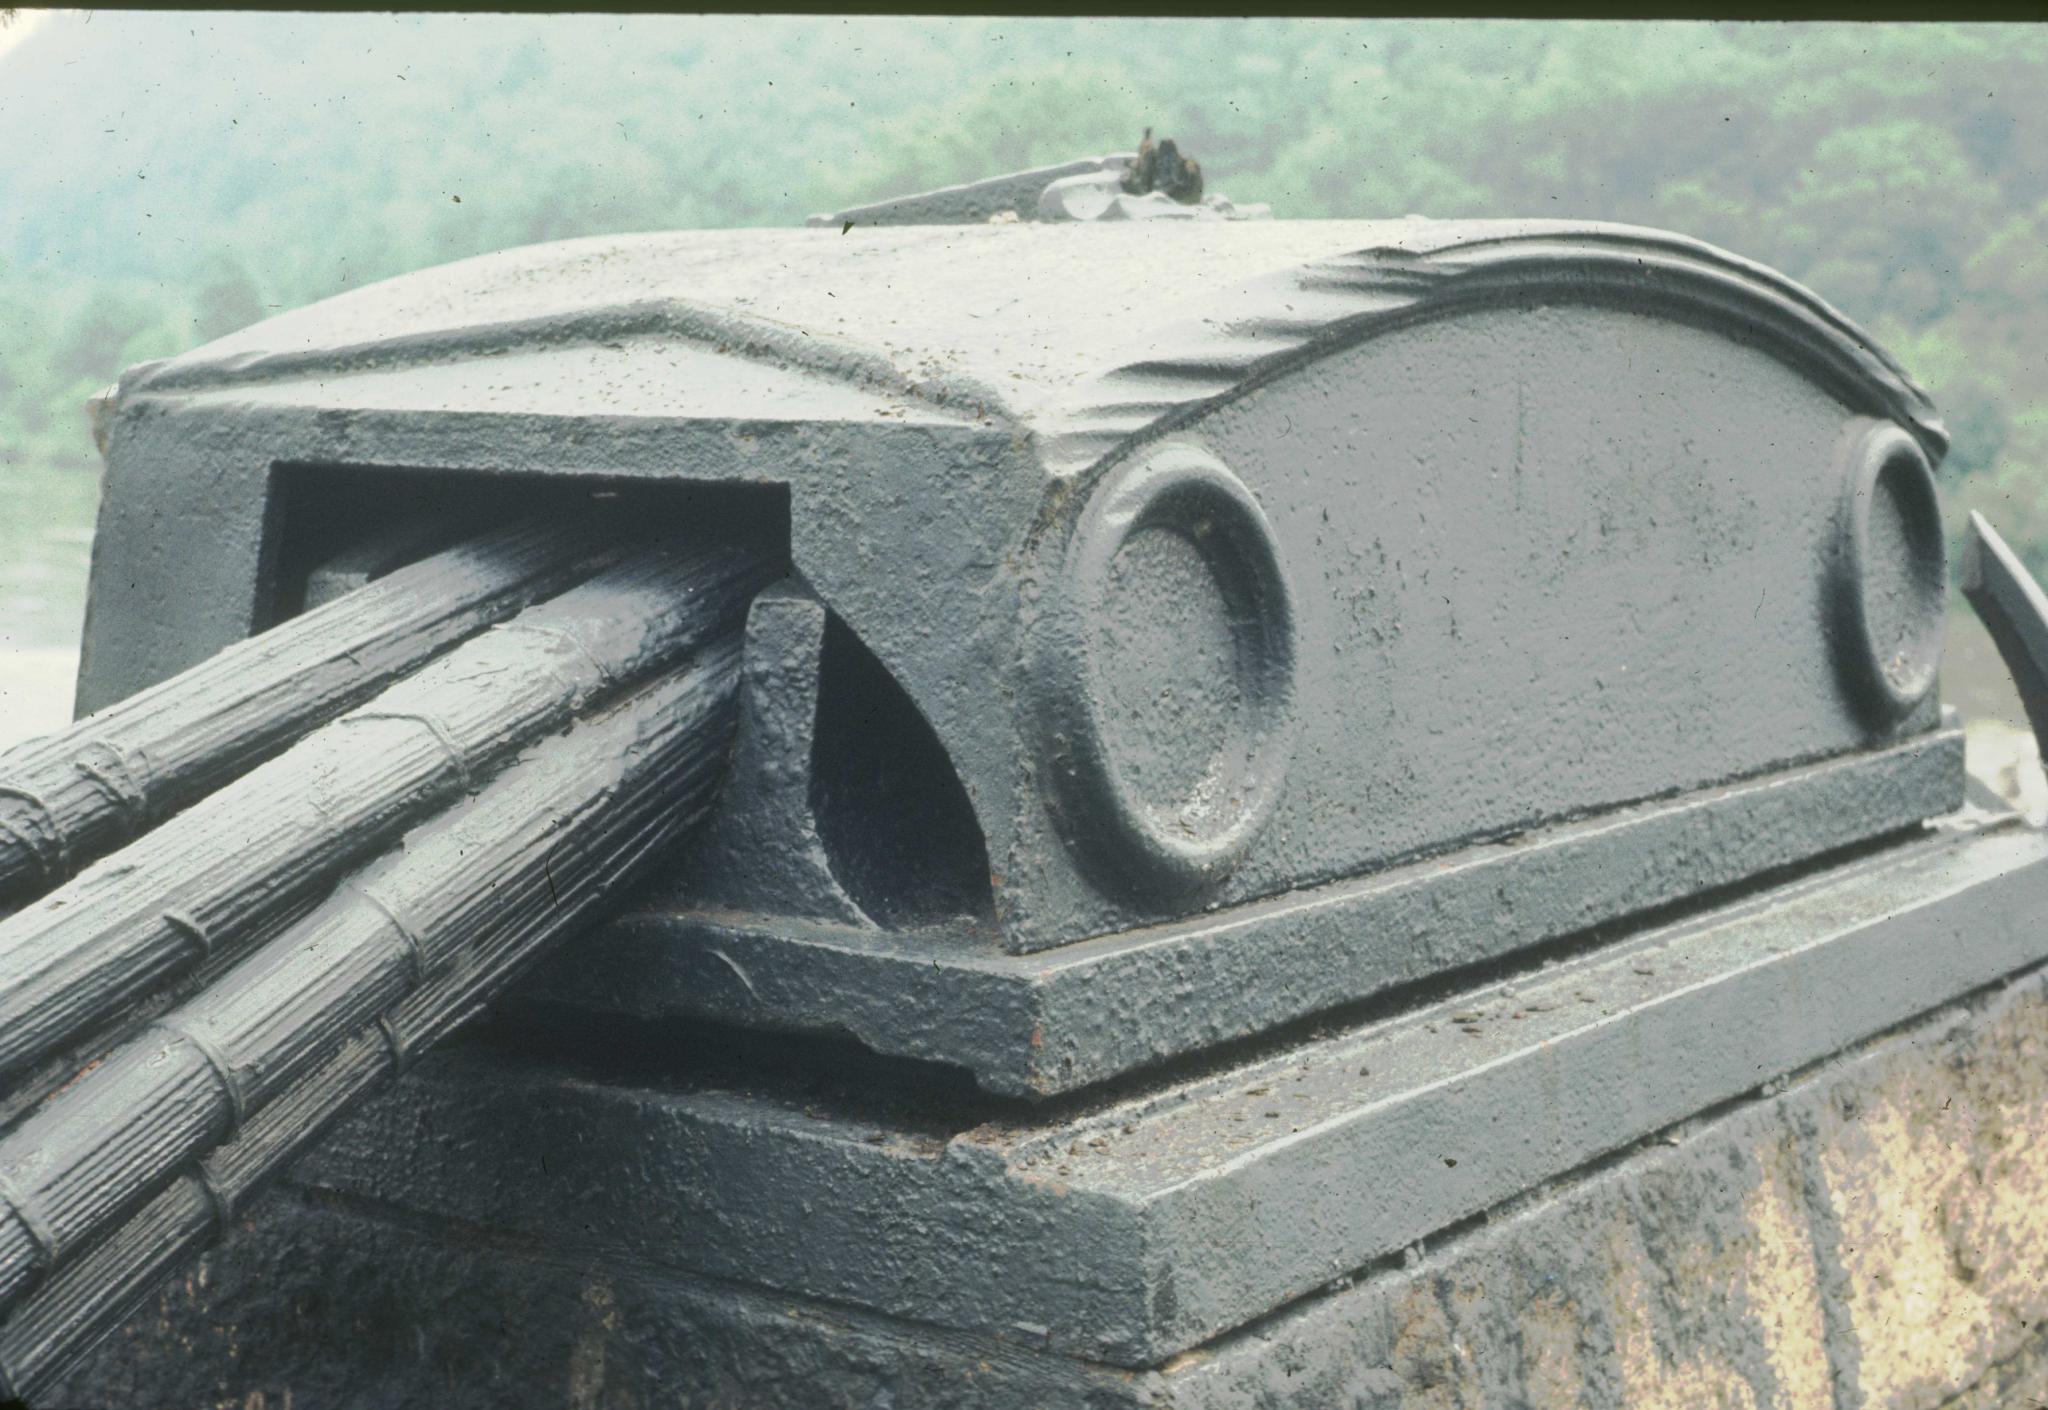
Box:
200;815;2048;1372
0;648;746;1400
0;515;617;905
524;728;1962;1097
44;210;1999;1407
78;218;1952;954
49;820;2048;1408
0;541;767;1084
668;583;872;926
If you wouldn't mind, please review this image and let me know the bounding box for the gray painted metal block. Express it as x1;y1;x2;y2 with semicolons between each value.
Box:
53;199;2000;1407
79;219;1956;958
524;727;1964;1097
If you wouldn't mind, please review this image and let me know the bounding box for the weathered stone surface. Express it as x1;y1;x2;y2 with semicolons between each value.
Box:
1163;966;2048;1410
56;944;2048;1408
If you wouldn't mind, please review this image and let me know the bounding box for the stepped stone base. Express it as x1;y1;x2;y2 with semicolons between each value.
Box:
58;956;2048;1410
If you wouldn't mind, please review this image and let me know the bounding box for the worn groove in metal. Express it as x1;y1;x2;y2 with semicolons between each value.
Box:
0;540;769;1086
0;514;629;908
0;651;742;1399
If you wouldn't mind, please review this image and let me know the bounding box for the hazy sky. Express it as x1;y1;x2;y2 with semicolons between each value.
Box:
0;9;53;64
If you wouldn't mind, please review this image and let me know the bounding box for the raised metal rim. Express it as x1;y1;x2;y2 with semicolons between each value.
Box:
1833;419;1946;724
1029;443;1297;897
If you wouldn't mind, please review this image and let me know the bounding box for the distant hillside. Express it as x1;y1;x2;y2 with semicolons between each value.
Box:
3;14;2045;647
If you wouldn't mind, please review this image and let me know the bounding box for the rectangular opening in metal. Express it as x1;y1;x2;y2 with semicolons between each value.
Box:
257;463;791;628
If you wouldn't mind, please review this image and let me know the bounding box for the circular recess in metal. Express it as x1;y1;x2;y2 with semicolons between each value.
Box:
1033;443;1297;897
1832;419;1946;724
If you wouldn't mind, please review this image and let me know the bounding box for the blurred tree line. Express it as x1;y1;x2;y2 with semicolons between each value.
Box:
2;15;2044;641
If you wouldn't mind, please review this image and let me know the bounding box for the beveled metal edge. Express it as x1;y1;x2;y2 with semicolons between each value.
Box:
118;222;1943;491
535;727;1965;1097
1036;227;1949;481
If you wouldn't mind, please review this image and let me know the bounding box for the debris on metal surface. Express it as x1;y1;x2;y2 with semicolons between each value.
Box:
810;130;1267;229
1122;128;1205;203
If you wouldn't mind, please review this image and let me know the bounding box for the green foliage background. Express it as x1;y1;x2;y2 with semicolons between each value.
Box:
3;14;2045;648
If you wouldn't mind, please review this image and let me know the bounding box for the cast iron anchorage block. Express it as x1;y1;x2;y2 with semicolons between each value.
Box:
69;188;2002;1407
86;216;1957;970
